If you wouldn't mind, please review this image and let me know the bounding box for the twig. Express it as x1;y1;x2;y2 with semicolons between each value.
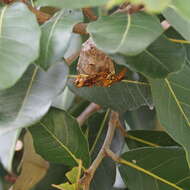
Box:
80;111;120;190
82;8;98;21
77;103;101;127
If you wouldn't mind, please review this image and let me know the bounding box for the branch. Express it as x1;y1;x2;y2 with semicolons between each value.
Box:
77;103;101;127
80;111;120;190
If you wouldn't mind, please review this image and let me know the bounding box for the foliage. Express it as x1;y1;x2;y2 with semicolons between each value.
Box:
0;0;190;190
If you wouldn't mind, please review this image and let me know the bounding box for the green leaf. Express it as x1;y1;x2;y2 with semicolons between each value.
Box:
119;147;190;190
163;7;190;41
0;129;21;172
150;64;190;166
124;36;186;78
0;62;68;135
126;130;179;149
123;106;157;130
29;108;90;168
65;167;79;184
87;12;163;56
36;0;108;8
68;79;152;113
37;9;83;70
129;0;171;12
170;0;190;20
0;3;41;90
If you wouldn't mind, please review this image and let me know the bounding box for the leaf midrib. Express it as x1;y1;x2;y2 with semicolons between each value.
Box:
44;11;64;64
113;14;131;52
0;6;8;36
165;78;190;127
39;121;80;166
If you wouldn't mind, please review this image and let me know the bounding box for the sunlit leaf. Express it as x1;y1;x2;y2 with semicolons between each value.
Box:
0;129;20;172
128;0;171;12
36;0;108;8
87;12;163;56
0;3;40;89
0;62;68;135
37;9;83;70
170;0;190;20
163;7;190;41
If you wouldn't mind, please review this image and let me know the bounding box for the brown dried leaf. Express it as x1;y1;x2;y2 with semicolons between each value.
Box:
28;6;51;24
13;132;49;190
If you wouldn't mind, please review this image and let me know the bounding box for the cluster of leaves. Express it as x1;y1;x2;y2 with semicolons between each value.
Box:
0;0;190;190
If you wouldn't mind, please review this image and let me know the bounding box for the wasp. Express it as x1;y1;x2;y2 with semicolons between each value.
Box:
74;38;127;88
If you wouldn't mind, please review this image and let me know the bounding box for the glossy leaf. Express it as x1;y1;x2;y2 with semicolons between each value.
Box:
0;62;68;135
150;64;190;166
124;36;186;78
13;132;49;190
69;79;152;113
129;0;171;12
126;130;179;149
163;7;190;41
87;12;163;56
36;0;108;8
0;3;40;89
37;9;83;70
29;108;90;168
0;129;20;172
119;147;190;190
170;0;190;20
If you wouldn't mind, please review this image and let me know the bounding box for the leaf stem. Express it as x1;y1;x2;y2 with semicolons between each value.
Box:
122;80;149;86
126;134;160;147
169;38;190;44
